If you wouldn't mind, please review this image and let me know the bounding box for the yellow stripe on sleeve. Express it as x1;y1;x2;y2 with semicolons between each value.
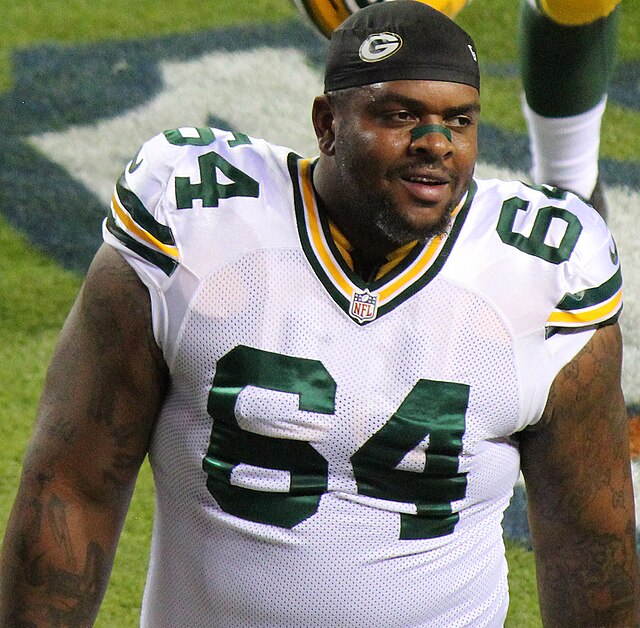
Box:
111;193;179;260
547;288;622;326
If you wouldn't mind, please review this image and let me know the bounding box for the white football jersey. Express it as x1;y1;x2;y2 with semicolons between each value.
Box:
104;127;622;627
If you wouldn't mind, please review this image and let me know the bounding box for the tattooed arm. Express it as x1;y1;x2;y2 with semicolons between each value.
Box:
0;245;168;627
520;323;640;626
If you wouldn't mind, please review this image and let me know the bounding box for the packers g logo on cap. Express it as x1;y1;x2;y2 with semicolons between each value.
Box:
358;32;403;63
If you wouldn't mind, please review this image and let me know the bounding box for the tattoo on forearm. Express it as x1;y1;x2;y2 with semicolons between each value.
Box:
22;542;105;626
539;530;637;621
523;326;639;622
12;489;108;626
47;495;77;570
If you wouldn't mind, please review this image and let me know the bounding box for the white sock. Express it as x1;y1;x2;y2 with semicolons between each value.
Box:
522;96;606;199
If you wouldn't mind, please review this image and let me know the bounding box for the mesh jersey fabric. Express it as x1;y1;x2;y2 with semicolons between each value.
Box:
103;127;622;627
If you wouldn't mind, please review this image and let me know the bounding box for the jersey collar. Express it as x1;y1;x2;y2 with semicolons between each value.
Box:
288;154;476;325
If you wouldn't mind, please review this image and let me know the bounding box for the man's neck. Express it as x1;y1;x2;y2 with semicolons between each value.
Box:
328;214;418;283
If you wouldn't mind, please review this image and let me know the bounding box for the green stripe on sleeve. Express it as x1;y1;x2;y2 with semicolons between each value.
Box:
556;266;622;311
106;215;178;277
116;175;176;246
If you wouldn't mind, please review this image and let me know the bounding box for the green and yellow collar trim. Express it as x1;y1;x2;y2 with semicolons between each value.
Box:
289;154;475;325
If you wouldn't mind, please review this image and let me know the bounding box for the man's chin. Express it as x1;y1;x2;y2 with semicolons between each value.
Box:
375;205;454;245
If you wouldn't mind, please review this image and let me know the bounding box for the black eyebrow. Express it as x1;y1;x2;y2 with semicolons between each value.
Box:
443;103;481;117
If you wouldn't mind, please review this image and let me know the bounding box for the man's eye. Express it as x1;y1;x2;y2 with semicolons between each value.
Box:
383;111;414;123
448;116;473;128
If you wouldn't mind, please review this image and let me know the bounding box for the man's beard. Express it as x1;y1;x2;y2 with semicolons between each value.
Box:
371;194;456;245
330;148;462;247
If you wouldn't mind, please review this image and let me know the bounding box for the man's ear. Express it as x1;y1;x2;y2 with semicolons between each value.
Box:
312;95;336;156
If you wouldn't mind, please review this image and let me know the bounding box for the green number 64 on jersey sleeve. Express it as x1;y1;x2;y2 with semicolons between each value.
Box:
497;185;583;264
203;345;469;540
163;127;259;210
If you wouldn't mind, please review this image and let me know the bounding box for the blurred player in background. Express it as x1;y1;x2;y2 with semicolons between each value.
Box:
297;0;619;219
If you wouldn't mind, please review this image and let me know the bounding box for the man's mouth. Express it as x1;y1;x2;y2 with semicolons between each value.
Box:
401;170;450;186
399;170;451;203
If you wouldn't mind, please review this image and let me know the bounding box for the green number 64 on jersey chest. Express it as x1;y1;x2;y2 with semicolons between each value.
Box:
203;345;469;540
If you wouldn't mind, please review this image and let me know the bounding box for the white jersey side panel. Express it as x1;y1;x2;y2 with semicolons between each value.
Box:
103;127;622;627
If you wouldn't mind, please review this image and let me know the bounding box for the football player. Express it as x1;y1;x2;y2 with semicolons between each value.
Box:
296;0;620;219
1;2;637;626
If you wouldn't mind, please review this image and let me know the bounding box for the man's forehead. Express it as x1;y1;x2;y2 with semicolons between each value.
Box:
355;80;480;106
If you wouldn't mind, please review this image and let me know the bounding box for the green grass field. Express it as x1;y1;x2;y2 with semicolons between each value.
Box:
1;0;639;625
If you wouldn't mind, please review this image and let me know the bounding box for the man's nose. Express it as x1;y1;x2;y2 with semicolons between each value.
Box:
409;124;453;157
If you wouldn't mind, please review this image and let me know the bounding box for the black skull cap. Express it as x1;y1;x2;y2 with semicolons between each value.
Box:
324;1;480;92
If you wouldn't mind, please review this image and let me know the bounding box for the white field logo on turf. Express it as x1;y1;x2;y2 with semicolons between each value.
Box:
28;44;640;412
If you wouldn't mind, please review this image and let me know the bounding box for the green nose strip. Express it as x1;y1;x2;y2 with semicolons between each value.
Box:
410;124;452;143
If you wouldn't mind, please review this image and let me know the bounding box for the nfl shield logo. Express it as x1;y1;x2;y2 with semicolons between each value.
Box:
349;290;379;323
